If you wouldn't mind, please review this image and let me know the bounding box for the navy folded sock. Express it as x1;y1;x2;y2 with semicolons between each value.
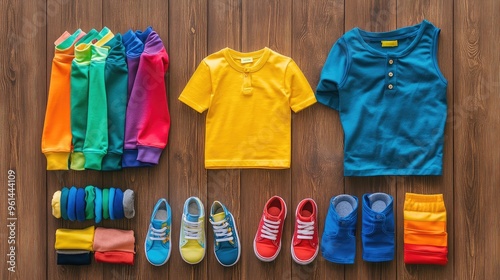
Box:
113;188;125;220
76;188;86;222
57;251;92;265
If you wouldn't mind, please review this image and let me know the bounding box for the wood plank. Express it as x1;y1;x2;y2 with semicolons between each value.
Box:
454;0;500;278
167;0;208;278
45;0;104;279
344;0;397;279
0;1;9;279
291;0;345;278
240;0;292;279
206;0;241;277
1;0;47;278
0;1;12;279
396;0;455;279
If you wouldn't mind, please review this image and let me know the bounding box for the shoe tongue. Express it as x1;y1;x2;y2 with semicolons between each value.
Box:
298;213;314;223
186;214;199;222
152;219;166;229
212;212;226;222
265;205;281;221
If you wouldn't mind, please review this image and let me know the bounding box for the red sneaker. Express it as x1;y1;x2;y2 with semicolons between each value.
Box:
253;196;287;262
291;198;319;265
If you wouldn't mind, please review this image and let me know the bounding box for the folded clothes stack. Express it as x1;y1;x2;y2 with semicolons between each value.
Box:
403;193;448;265
51;186;135;222
93;228;136;265
55;226;95;265
54;226;135;266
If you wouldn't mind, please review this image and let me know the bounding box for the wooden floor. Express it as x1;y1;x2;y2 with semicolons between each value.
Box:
1;0;499;279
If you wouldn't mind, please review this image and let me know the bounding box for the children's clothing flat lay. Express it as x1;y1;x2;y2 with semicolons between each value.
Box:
42;27;169;171
316;20;447;176
43;20;454;269
179;47;316;169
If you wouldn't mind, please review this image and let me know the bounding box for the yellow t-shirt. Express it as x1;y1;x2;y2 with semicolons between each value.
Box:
179;47;316;169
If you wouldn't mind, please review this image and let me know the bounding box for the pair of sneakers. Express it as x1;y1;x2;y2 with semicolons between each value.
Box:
178;197;241;267
145;197;240;267
253;196;319;265
321;193;395;264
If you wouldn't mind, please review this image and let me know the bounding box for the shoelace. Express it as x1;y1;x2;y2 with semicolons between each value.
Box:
149;225;168;241
210;219;233;242
260;217;281;241
183;218;202;240
296;219;315;240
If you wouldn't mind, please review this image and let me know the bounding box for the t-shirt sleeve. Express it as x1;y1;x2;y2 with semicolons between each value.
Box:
285;60;317;113
178;60;212;113
316;38;349;111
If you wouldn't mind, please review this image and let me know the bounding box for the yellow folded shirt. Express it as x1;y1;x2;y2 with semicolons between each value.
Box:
55;226;95;251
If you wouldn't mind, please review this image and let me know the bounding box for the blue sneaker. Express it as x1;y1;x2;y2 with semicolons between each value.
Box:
362;193;395;262
209;201;241;267
145;198;172;266
321;194;358;264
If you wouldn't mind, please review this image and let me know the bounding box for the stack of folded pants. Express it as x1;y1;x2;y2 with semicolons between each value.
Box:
403;193;448;265
93;227;135;265
55;226;95;265
51;186;135;222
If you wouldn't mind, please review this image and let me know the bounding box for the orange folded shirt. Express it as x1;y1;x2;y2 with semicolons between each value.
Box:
42;30;86;170
92;227;135;253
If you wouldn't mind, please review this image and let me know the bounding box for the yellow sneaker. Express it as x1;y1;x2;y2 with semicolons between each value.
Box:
179;197;205;264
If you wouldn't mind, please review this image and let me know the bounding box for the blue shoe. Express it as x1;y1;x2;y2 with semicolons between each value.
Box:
321;194;358;264
362;193;395;262
145;198;172;266
209;201;241;267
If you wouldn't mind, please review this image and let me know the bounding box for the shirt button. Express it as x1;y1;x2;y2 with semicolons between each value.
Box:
388;72;394;77
388;84;394;90
388;59;394;65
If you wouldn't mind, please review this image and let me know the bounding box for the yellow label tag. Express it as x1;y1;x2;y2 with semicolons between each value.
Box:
241;57;254;64
381;40;398;47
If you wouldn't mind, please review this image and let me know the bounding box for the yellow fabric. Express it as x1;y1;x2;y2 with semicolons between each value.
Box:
404;193;446;212
179;47;316;169
46;153;71;170
212;212;225;222
404;193;446;222
55;226;95;251
51;191;61;218
180;242;205;264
